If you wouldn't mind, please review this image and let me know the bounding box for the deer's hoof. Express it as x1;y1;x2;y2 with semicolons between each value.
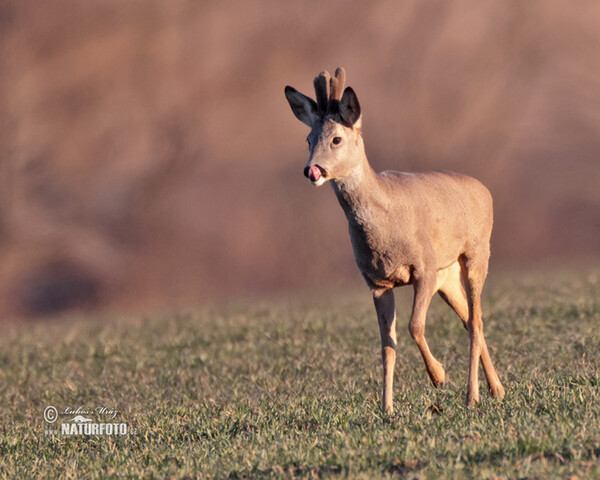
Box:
432;377;446;389
490;383;505;399
465;392;480;406
429;364;446;388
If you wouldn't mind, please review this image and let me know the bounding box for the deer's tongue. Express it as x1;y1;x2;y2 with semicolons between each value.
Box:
308;166;322;182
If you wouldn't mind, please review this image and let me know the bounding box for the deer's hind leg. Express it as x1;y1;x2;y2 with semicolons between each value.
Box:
409;272;446;388
437;261;504;400
455;255;504;405
437;262;469;327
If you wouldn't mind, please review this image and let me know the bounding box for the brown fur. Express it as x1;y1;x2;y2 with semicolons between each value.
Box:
285;67;504;412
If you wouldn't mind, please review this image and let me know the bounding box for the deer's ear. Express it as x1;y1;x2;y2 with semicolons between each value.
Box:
285;86;318;127
339;87;361;126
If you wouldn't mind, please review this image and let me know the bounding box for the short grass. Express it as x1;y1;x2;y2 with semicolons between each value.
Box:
1;269;600;479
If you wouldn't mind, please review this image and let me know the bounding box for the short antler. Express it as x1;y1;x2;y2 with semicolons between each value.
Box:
328;67;346;113
313;71;330;114
313;67;346;115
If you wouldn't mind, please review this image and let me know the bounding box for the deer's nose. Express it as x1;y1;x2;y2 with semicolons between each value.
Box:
304;166;310;178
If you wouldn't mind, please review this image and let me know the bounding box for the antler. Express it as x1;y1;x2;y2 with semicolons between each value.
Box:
313;70;330;114
328;67;346;113
329;67;346;101
312;67;347;116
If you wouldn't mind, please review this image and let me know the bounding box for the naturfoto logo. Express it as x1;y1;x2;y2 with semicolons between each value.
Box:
43;405;137;436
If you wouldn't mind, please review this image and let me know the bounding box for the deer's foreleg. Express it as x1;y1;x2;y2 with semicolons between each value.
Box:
373;288;397;414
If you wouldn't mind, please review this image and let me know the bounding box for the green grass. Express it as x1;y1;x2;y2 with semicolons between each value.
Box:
1;270;600;479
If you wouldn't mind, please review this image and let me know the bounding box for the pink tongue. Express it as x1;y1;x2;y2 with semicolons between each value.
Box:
308;166;322;182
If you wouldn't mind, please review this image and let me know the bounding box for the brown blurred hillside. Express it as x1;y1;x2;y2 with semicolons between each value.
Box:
1;0;599;317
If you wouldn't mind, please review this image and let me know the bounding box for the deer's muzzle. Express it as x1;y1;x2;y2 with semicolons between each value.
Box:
304;164;327;181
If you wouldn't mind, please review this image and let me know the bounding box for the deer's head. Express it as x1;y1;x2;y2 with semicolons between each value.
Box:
285;68;363;186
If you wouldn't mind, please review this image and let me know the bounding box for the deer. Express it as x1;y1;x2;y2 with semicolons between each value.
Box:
284;67;505;413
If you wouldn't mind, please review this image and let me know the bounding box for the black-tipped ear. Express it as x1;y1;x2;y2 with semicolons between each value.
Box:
285;86;318;127
339;87;361;126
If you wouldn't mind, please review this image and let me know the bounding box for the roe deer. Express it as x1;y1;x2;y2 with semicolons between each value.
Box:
285;67;505;412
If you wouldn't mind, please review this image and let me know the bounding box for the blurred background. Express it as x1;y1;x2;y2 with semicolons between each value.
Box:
1;0;599;318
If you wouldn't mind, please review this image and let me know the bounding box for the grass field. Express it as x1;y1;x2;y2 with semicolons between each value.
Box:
1;269;599;478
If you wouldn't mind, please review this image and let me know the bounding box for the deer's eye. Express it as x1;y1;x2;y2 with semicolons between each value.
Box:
332;136;342;146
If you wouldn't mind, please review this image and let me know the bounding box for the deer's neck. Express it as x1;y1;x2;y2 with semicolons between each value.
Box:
331;156;385;226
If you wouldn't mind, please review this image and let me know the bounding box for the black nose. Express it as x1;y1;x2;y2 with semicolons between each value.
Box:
303;166;310;178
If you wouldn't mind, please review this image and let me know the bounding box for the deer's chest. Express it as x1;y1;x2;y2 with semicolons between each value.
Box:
347;220;415;289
